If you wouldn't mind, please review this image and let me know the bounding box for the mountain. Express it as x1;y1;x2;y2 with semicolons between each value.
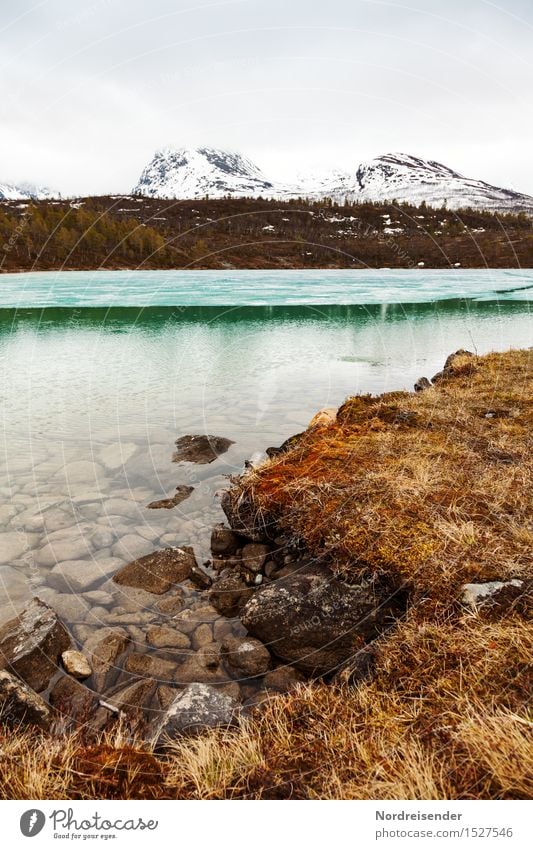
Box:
134;147;533;213
350;153;533;212
133;146;275;199
0;181;55;201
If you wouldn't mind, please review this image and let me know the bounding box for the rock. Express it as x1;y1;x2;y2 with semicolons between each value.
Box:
462;580;525;607
265;432;306;460
91;530;115;549
0;532;30;564
220;488;272;541
109;584;160;614
111;534;153;561
307;407;337;428
210;524;242;556
85;628;129;691
0;669;51;728
209;573;254;617
99;442;138;471
192;603;220;622
156;684;177;710
173;434;234;465
106;678;156;714
192;623;213;650
241;568;402;676
221;635;271;677
54;460;106;483
241;543;270;574
48;557;121;593
168;609;198;635
414;377;432;392
190;565;212;590
432;349;475;383
0;598;71;692
198;643;221;670
36;537;94;567
146;626;190;650
62;649;92;679
84;590;114;606
156;591;185;615
113;547;196;594
124;653;177;681
147;485;194;510
49;675;98;725
151;683;238;743
174;655;228;686
263;665;304;692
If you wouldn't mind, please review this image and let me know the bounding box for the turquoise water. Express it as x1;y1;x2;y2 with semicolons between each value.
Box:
0;268;532;306
0;272;530;628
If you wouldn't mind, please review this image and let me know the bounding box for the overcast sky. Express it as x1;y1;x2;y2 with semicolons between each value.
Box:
1;0;532;195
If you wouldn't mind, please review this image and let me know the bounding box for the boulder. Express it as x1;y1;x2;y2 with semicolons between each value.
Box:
150;683;238;743
173;434;234;464
220;488;273;541
0;598;71;692
113;547;196;594
210;524;242;556
221;635;271;677
432;349;475;383
0;669;51;728
241;568;401;676
209;573;254;618
147;485;194;510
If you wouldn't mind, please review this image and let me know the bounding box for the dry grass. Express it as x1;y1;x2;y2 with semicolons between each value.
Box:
243;348;533;596
0;349;531;800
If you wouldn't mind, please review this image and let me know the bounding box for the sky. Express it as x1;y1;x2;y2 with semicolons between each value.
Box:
1;0;532;196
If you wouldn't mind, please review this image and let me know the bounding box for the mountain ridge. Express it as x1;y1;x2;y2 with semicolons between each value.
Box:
132;147;533;213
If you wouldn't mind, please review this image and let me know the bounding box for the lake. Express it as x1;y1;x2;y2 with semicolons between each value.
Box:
0;270;530;676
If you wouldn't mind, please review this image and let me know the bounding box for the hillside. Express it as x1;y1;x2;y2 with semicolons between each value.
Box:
1;195;532;271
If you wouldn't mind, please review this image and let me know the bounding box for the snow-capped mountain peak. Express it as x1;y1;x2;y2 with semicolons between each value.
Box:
133;146;275;199
133;146;533;213
0;181;55;201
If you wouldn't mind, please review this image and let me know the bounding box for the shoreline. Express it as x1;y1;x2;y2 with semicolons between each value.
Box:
0;346;531;799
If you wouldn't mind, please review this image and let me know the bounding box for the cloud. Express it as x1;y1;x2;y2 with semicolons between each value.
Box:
0;0;531;195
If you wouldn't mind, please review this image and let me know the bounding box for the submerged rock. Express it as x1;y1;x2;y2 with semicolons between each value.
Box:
221;635;271;677
85;628;129;692
113;547;196;594
241;567;402;676
209;572;254;617
173;434;234;464
150;683;238;743
0;669;51;728
0;598;71;692
147;485;194;510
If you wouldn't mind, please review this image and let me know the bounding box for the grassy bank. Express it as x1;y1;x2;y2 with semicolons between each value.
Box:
1;349;531;800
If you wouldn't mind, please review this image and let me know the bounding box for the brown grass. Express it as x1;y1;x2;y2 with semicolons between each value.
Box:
0;349;531;800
